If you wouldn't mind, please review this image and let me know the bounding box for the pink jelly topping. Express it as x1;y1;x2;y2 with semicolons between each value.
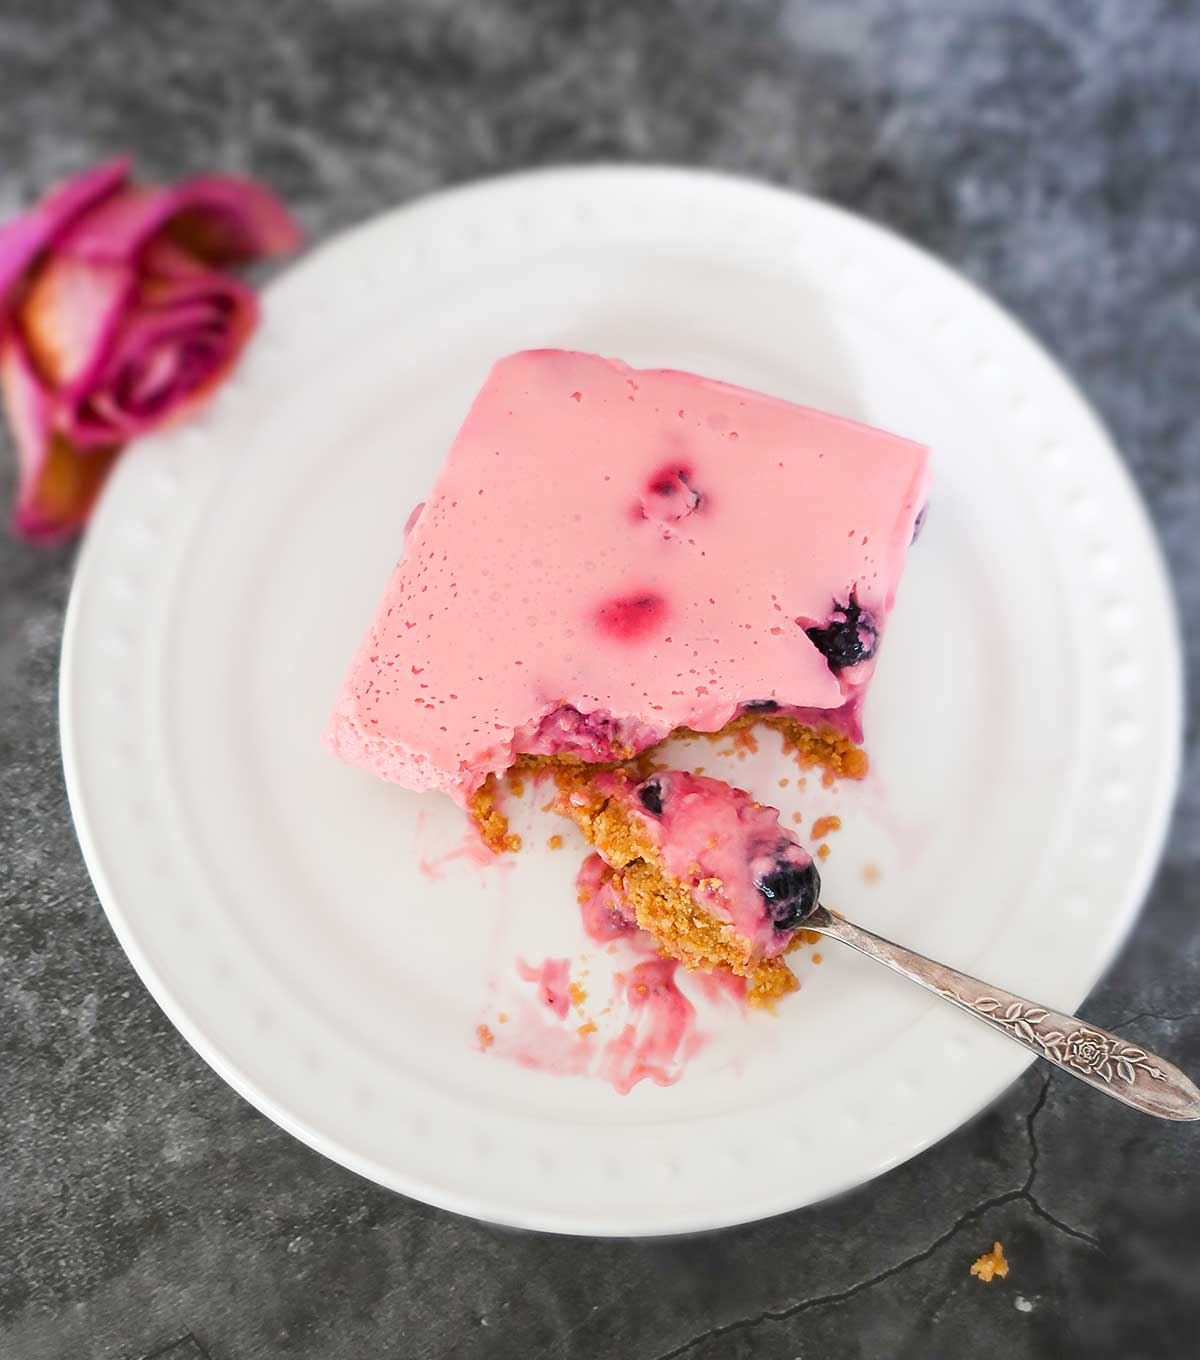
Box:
327;350;930;803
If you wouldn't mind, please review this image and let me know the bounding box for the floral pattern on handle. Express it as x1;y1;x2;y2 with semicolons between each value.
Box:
940;991;1167;1087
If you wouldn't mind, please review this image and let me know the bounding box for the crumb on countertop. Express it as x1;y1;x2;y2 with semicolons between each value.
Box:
970;1242;1009;1283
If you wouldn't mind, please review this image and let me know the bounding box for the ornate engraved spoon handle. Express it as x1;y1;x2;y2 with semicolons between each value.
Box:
806;906;1200;1121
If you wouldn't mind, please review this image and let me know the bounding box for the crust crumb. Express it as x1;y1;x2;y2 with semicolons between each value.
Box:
468;775;522;853
970;1242;1009;1283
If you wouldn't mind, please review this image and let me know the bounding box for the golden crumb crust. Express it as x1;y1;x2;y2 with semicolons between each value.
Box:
468;774;523;854
470;716;864;856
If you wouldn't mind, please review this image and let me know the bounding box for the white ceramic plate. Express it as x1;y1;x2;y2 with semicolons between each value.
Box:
61;167;1181;1235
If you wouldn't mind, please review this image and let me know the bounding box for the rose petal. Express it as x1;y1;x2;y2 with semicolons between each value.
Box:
57;176;302;267
1;327;120;541
0;158;130;318
64;269;258;446
17;253;134;391
138;235;214;283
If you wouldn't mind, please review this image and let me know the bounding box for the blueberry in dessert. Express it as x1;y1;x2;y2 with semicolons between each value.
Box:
804;592;877;672
752;850;822;932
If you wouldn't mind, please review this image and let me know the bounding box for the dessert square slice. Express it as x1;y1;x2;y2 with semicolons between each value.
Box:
560;769;820;1006
326;349;930;846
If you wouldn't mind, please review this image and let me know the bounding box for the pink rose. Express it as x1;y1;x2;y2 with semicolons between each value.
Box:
0;157;301;541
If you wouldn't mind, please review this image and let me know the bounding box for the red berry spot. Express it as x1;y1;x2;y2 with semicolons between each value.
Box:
639;464;702;525
570;391;583;402
595;592;668;641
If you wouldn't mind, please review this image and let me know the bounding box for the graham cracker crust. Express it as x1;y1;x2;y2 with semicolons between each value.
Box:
469;715;865;854
468;775;523;854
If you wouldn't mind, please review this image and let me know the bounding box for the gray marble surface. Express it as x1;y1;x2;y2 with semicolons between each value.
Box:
2;2;1198;1356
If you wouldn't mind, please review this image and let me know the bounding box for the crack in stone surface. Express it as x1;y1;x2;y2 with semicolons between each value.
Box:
1104;1007;1200;1033
650;1074;1099;1360
1020;1073;1101;1249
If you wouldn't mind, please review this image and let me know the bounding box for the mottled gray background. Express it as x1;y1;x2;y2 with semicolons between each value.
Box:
2;2;1198;1357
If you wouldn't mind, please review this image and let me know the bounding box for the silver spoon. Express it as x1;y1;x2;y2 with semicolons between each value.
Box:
803;905;1200;1121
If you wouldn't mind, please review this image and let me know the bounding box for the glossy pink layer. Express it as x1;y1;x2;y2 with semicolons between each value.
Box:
327;350;930;803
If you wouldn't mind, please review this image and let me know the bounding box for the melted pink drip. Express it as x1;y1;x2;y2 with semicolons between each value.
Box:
417;841;496;879
689;968;749;1006
417;819;500;880
500;999;595;1077
576;853;638;942
517;957;571;1019
602;959;700;1094
481;867;739;1092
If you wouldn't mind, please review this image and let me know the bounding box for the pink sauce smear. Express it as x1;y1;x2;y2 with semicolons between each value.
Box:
517;956;571;1019
603;959;701;1094
416;814;503;880
478;852;755;1092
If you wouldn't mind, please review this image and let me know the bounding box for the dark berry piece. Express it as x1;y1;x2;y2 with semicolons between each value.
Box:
804;592;877;671
754;854;821;932
637;776;665;817
640;465;702;524
741;699;779;713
